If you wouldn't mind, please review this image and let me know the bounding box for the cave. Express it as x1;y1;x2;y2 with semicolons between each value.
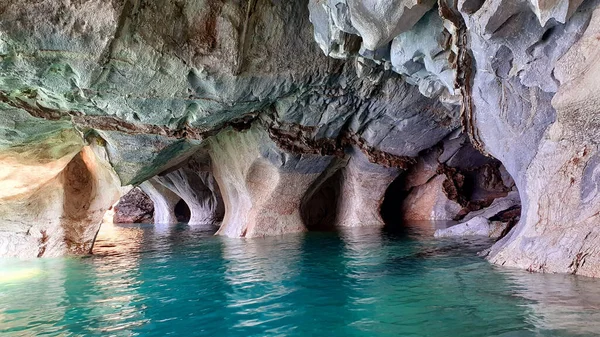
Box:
300;170;343;232
174;199;191;223
4;0;600;334
379;173;409;227
108;150;225;227
379;137;521;238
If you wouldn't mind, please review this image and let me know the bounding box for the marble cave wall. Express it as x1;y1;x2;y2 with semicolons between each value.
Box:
0;0;600;276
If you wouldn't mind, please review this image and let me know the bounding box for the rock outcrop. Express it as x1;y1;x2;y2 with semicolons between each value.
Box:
488;4;600;276
434;216;508;238
0;138;125;257
1;0;600;277
113;187;154;224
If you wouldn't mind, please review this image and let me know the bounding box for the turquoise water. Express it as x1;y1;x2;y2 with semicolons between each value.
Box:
2;223;600;337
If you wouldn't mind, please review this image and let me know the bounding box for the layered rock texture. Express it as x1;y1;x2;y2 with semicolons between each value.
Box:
113;187;156;224
0;0;599;276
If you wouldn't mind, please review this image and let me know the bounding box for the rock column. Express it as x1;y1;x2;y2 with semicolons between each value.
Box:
139;178;181;225
209;125;336;237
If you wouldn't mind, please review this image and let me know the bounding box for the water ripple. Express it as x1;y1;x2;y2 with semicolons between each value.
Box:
1;223;600;336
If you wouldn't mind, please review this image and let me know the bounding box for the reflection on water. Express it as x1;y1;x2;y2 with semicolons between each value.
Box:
503;269;600;335
221;235;303;336
1;222;600;336
0;259;67;336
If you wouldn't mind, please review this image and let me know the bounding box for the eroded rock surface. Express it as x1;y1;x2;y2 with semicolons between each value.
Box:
139;178;181;225
154;156;224;226
487;5;600;276
0;0;599;277
209;125;337;237
434;216;508;238
113;188;154;224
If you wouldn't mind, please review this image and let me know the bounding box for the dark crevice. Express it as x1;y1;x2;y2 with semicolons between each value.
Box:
175;199;191;223
378;135;521;240
300;170;343;231
264;118;415;169
379;172;409;226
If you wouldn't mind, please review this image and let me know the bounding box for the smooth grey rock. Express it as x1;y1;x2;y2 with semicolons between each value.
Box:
462;191;521;222
344;0;437;50
308;0;436;52
308;0;361;58
390;10;457;100
434;216;508;238
98;131;202;186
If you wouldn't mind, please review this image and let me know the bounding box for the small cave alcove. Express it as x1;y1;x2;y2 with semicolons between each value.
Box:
113;187;154;224
300;170;343;232
379;173;410;233
175;199;191;223
378;140;522;239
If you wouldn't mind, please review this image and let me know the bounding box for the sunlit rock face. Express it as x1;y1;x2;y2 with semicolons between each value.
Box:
0;0;600;277
0;96;123;257
0;138;124;258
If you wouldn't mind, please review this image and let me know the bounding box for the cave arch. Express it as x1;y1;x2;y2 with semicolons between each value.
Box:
379;135;521;237
108;150;225;228
300;170;343;232
379;173;409;227
174;199;191;223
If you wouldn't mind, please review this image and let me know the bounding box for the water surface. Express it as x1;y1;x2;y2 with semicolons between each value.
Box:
1;222;600;336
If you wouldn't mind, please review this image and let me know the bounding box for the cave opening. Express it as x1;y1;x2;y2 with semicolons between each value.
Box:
152;152;226;226
378;138;522;239
379;172;410;230
175;199;192;223
300;170;343;232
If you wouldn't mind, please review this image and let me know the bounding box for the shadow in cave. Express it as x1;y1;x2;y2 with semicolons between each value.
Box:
174;199;191;223
379;173;408;226
300;170;342;232
378;141;522;241
378;172;415;238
